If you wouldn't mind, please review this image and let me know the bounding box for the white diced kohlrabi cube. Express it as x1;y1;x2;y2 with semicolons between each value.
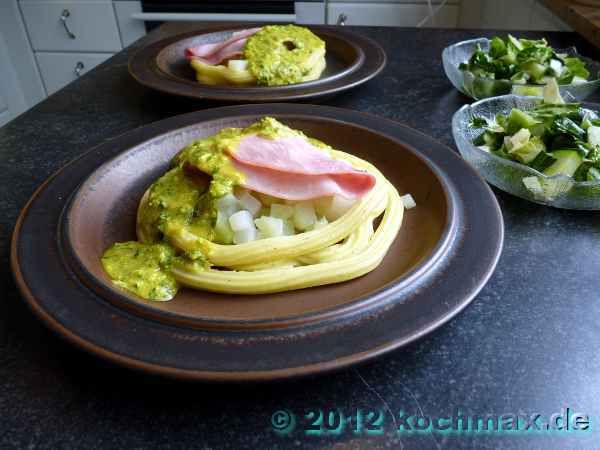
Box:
313;197;331;220
217;193;240;217
237;191;262;217
549;59;563;77
228;59;248;72
588;126;600;146
282;220;295;236
270;203;294;220
543;78;564;105
508;128;531;151
293;201;317;231
312;216;328;230
233;227;257;244
228;210;254;232
313;196;330;217
254;216;284;238
214;210;234;244
326;195;355;221
400;194;416;209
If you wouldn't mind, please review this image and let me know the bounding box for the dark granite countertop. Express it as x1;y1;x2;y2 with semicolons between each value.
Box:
2;24;600;450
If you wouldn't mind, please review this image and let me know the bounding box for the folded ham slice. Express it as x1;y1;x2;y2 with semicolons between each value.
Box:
185;28;260;65
229;134;376;200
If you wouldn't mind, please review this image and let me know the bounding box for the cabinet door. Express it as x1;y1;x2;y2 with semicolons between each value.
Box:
20;0;122;52
36;52;112;95
113;1;147;47
327;3;459;27
0;0;45;127
0;33;26;127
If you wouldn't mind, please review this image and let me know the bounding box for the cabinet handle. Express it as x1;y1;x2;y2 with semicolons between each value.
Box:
74;62;85;77
336;13;347;26
60;9;76;39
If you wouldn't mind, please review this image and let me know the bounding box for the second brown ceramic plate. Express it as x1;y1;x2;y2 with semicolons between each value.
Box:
129;25;386;102
12;104;503;381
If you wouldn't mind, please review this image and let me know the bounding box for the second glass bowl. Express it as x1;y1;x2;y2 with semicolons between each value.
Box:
452;94;600;210
443;38;600;101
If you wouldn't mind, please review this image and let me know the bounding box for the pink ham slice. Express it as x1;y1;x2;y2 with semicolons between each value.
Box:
185;28;260;65
229;134;376;200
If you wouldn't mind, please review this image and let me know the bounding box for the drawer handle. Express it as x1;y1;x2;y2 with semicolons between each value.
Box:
74;62;85;77
336;13;347;26
60;9;76;39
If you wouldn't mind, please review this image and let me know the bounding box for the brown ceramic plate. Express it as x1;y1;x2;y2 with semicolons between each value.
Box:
128;25;386;102
11;104;503;381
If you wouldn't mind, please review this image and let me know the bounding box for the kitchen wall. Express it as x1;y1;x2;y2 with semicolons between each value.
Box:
0;0;573;126
458;0;570;31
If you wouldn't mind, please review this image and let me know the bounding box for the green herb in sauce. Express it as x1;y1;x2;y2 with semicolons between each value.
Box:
101;242;178;301
244;25;325;86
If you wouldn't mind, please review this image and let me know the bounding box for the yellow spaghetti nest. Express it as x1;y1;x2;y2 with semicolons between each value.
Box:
191;60;257;86
135;151;404;295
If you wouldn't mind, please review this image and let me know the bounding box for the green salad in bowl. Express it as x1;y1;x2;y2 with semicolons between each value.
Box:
471;81;600;182
452;80;600;209
443;35;600;100
462;35;589;88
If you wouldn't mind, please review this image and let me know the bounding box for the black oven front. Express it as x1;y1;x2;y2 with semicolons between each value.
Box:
140;0;302;31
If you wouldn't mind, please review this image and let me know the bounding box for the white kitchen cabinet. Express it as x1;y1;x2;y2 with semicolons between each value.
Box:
35;52;113;95
0;0;45;127
0;34;26;127
20;0;122;52
0;92;8;122
114;1;147;47
327;3;459;27
18;0;124;97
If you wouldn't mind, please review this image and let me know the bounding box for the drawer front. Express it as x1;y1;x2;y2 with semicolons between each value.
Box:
21;1;122;52
36;52;112;95
328;3;459;27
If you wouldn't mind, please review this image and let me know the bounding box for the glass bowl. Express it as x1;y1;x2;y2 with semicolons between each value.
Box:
452;95;600;209
443;38;600;101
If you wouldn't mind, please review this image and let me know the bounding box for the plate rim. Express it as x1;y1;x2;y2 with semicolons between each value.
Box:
11;104;504;381
128;24;387;101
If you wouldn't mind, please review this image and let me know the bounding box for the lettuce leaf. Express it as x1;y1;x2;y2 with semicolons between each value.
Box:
558;57;590;84
489;37;507;59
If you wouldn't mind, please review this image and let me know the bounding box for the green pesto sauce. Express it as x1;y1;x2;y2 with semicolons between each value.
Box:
144;166;202;235
104;166;211;301
140;165;215;254
243;25;325;86
101;242;178;301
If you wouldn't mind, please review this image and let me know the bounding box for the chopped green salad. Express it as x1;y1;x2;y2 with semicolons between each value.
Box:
460;35;590;86
470;80;600;182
